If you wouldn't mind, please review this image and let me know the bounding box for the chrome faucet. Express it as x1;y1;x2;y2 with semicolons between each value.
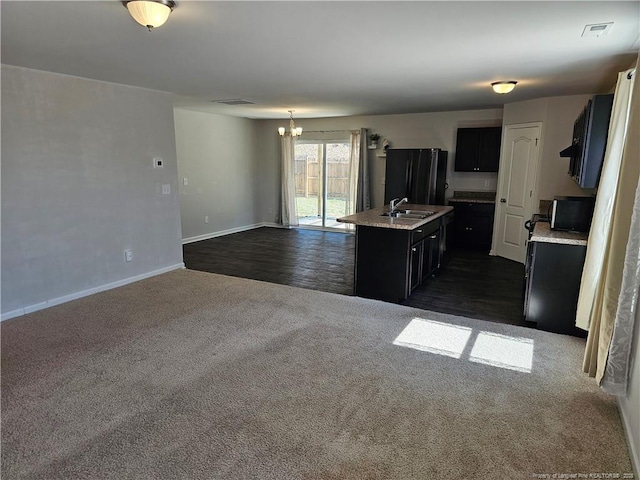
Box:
390;197;409;214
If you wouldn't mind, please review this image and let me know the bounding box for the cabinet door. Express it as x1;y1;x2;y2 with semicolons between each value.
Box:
477;127;502;172
454;128;480;172
448;202;495;250
421;231;441;279
526;242;587;335
409;242;423;292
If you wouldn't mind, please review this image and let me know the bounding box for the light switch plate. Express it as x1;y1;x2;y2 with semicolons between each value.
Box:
162;184;171;195
153;157;164;168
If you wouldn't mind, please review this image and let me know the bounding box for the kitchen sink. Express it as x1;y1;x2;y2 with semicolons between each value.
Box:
403;209;434;216
380;209;435;219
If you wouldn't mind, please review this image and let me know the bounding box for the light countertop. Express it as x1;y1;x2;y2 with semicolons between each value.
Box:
337;204;453;231
448;197;496;204
448;191;496;204
531;221;588;246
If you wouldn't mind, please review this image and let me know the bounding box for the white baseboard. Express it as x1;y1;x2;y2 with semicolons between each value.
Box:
0;263;185;322
618;398;640;479
182;222;284;244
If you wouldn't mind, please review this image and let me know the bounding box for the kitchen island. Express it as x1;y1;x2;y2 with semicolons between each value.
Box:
338;204;454;303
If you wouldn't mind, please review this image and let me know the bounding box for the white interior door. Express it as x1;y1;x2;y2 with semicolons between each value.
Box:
492;123;542;263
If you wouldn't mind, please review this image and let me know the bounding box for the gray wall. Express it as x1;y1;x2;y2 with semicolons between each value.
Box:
1;65;183;317
254;109;504;221
174;109;261;241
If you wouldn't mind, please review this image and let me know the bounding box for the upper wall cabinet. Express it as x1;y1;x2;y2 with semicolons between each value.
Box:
454;127;502;172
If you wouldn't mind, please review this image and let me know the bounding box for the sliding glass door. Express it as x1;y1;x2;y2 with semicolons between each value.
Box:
294;138;352;229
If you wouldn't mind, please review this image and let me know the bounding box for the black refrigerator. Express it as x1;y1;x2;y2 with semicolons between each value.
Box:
384;148;448;205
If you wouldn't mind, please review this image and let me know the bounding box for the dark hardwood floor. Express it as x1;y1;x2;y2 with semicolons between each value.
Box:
402;249;527;326
183;227;527;327
183;227;355;296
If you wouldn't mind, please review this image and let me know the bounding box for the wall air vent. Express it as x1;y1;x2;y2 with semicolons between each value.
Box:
213;99;255;105
581;23;613;38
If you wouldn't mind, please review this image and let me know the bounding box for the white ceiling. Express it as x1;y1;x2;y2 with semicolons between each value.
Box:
2;1;639;119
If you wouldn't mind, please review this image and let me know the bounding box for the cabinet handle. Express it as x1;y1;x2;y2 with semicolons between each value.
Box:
412;247;417;252
416;229;423;233
429;235;437;239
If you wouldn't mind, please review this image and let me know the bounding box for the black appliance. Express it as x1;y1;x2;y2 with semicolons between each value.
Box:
550;196;595;232
559;94;613;188
384;148;447;205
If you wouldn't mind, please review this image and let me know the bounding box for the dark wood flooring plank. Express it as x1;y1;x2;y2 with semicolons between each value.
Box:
183;227;527;327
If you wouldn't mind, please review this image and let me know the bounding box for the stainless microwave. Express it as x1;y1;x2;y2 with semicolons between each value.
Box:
550;196;595;232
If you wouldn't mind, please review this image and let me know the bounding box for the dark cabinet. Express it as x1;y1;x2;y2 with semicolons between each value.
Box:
354;213;452;303
524;240;587;336
448;201;495;250
560;94;614;188
454;127;502;172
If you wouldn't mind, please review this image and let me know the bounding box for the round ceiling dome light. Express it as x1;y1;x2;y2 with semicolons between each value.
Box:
491;81;518;94
123;0;176;31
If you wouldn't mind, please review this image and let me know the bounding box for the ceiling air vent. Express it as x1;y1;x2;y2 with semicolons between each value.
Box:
213;99;255;106
581;23;613;38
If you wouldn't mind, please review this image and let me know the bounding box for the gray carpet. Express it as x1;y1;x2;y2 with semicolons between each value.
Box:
1;269;633;479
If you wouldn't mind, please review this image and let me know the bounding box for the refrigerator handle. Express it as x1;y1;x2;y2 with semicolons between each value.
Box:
407;151;415;202
428;149;438;204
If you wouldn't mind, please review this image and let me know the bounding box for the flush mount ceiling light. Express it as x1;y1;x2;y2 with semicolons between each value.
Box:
491;81;518;94
278;110;303;137
123;0;176;31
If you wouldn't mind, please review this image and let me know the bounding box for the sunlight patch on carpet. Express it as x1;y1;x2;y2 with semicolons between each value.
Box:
393;318;472;358
469;331;534;373
394;318;534;373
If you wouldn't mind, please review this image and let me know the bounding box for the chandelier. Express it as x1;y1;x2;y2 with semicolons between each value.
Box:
278;110;303;137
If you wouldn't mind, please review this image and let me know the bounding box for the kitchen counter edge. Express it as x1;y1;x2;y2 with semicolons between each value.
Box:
337;205;453;231
530;221;588;246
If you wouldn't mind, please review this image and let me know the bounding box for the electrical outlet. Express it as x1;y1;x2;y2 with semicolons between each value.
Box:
484;180;490;188
183;178;189;186
124;249;133;262
162;184;171;195
204;215;209;224
382;176;385;185
153;157;164;168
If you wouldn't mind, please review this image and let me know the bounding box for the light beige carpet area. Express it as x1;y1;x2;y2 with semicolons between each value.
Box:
1;269;633;479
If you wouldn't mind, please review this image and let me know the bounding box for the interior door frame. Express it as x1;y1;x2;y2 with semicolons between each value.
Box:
490;121;543;261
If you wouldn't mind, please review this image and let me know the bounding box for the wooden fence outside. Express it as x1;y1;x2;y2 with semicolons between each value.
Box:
295;159;350;198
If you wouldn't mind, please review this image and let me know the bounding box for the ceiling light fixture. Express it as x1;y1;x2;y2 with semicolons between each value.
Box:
123;0;176;31
491;81;518;94
278;110;303;137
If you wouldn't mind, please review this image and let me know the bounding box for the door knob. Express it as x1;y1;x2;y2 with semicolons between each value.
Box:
500;198;506;203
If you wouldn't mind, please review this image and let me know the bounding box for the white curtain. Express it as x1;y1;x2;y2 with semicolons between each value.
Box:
346;130;361;216
355;128;370;212
600;67;639;395
577;66;638;387
576;69;636;331
280;134;298;228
